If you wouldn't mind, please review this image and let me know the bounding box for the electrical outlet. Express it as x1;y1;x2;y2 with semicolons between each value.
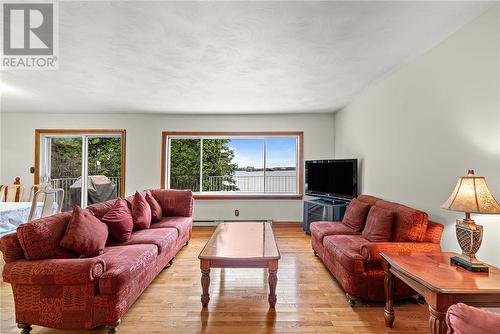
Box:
234;209;239;217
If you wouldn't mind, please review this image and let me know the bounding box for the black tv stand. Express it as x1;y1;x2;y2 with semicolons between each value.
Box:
303;198;350;235
313;198;347;205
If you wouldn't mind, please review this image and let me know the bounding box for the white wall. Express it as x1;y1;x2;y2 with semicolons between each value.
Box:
334;6;500;266
0;113;335;222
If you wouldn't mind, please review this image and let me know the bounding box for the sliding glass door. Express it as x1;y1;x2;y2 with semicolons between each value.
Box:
43;136;83;211
86;137;123;206
37;131;125;212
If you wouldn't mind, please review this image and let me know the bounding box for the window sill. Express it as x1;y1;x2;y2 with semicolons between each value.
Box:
193;193;303;200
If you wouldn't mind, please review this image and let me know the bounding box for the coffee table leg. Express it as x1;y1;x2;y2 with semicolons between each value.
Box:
382;259;395;328
200;260;210;307
268;260;278;308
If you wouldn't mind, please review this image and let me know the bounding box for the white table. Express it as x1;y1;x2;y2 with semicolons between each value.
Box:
0;202;44;236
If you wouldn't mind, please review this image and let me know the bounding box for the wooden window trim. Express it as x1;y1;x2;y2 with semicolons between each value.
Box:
34;129;126;198
161;131;304;200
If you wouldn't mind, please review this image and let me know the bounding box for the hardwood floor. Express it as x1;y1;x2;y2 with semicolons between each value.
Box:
0;225;430;333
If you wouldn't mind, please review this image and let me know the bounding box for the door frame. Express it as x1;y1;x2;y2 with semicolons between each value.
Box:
34;129;127;203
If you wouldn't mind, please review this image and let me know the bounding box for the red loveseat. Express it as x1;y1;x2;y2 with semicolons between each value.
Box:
311;195;443;304
0;189;193;334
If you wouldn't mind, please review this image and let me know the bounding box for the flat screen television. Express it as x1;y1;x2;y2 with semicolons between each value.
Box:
305;159;358;200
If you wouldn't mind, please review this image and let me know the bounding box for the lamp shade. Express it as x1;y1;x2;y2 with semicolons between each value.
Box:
442;170;500;214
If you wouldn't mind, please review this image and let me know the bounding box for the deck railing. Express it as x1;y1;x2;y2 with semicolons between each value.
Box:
171;175;297;193
50;174;295;210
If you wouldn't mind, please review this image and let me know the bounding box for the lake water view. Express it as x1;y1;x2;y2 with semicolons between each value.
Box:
220;170;297;193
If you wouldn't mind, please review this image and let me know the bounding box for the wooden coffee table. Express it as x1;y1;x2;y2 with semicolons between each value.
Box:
381;252;500;334
198;222;281;308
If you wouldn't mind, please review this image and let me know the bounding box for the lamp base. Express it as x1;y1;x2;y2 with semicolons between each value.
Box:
450;256;489;273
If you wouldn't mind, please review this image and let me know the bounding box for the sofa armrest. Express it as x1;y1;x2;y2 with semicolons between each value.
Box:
0;232;25;263
446;303;500;334
360;242;441;263
4;257;106;285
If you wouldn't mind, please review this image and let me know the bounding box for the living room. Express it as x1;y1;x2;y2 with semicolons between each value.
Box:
1;1;499;334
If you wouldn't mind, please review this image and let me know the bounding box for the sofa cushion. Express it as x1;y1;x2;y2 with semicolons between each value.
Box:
17;212;78;260
101;199;134;242
323;235;368;274
362;206;394;242
145;191;163;223
98;244;158;295
150;216;192;244
341;198;371;231
357;194;381;206
424;220;444;244
149;189;193;217
310;221;360;243
375;200;428;242
124;191;146;210
131;191;151;229
109;228;178;255
60;206;109;257
87;200;115;220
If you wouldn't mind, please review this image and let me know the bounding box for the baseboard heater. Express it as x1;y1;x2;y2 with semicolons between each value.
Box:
193;219;272;227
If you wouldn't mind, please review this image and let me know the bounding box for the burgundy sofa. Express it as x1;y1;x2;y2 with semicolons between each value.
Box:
311;194;444;304
0;189;193;334
446;303;500;334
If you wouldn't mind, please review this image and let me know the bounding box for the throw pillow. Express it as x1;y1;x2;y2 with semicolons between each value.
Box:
131;191;152;229
145;190;163;223
341;198;372;231
60;206;108;257
101;198;134;242
362;206;394;242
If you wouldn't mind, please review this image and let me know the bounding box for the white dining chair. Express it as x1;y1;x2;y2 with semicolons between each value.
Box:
28;183;52;202
0;177;24;202
27;188;64;222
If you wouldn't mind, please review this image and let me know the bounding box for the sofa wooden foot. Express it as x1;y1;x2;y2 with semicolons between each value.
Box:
186;240;189;245
346;293;356;307
107;319;121;334
313;250;318;257
17;324;32;334
169;258;174;266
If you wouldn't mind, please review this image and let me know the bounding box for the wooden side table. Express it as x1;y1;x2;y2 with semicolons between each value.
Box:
381;252;500;334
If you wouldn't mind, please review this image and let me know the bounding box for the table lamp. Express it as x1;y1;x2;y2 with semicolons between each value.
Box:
442;170;500;272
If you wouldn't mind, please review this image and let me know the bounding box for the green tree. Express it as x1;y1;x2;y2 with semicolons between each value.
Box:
170;139;238;192
170;139;201;191
202;139;238;191
87;138;121;177
50;138;82;178
50;137;121;179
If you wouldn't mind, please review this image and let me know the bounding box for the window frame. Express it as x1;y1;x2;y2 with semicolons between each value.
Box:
161;131;304;200
34;129;127;206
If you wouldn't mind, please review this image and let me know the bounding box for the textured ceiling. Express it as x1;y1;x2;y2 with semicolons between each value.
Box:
0;1;493;114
